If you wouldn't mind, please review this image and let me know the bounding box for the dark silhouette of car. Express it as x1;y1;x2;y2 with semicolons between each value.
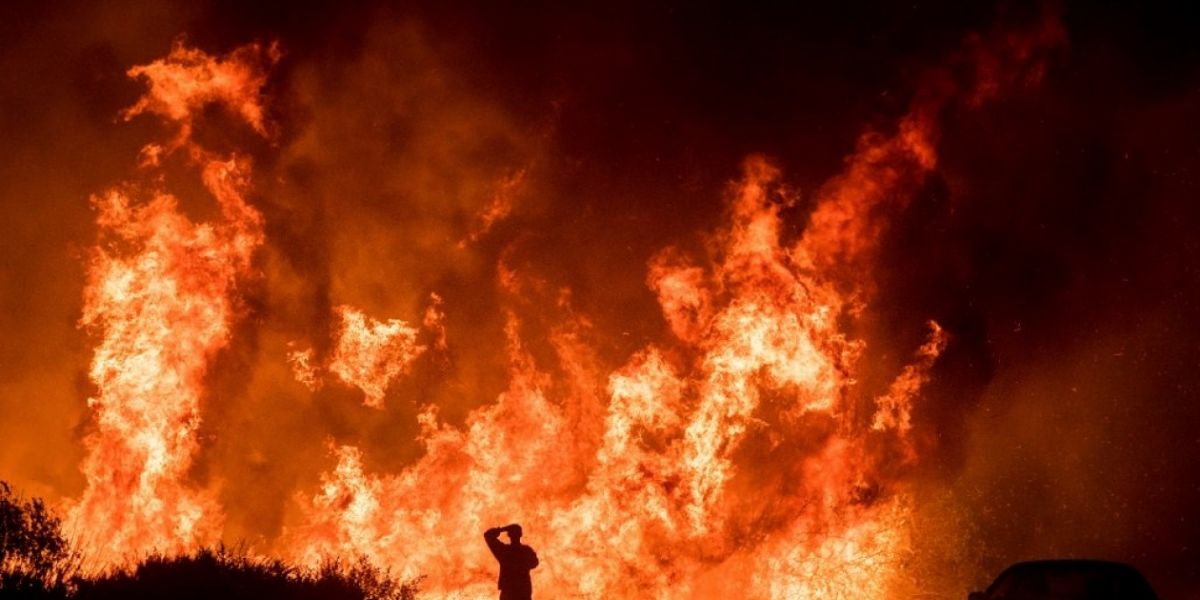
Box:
968;560;1158;599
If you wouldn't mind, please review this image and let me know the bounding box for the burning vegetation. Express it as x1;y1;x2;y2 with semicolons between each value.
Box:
2;2;1199;599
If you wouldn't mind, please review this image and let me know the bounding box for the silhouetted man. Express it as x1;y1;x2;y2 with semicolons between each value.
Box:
484;523;538;600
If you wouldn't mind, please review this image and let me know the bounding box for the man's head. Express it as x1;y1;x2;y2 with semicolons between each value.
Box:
508;524;523;543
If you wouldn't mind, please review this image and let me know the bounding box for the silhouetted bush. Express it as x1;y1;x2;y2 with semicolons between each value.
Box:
73;547;419;600
0;481;419;600
0;481;77;599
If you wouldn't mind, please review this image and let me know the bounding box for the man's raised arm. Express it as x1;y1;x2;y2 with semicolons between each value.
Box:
484;526;506;557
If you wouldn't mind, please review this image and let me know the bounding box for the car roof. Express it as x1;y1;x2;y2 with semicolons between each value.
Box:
986;560;1156;597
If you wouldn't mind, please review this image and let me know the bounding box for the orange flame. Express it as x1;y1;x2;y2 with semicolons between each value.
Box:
281;16;1063;597
67;43;273;569
61;14;1065;597
283;150;942;597
874;322;949;435
462;169;527;246
328;306;426;408
123;40;279;165
287;301;437;407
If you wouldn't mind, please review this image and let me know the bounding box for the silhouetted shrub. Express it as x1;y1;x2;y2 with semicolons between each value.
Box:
0;481;77;599
72;547;419;600
1;481;420;600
